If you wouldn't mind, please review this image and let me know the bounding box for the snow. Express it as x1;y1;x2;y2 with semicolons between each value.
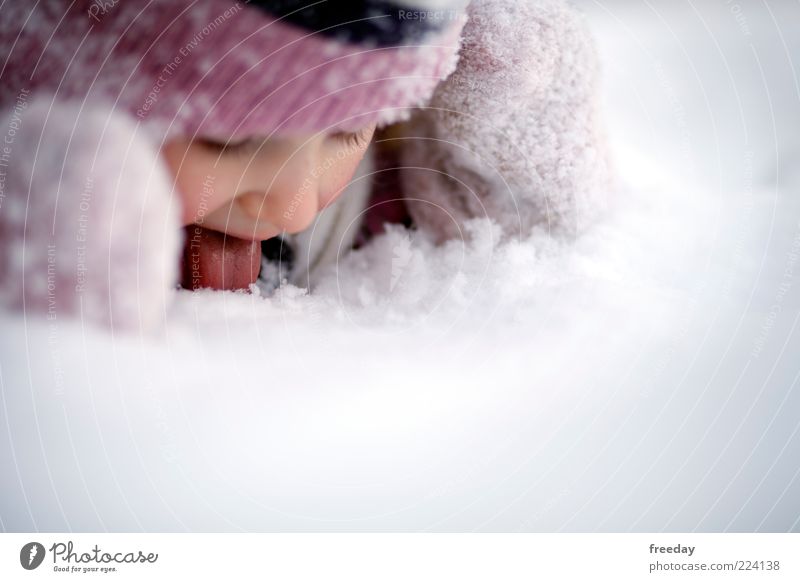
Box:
2;0;800;531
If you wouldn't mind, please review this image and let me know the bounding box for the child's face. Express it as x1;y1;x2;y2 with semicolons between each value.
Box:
162;125;376;240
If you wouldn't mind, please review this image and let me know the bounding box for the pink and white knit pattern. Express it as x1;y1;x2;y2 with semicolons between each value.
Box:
0;0;465;331
0;98;181;331
0;0;465;142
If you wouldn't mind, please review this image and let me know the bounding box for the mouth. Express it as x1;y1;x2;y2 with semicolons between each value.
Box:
180;225;262;291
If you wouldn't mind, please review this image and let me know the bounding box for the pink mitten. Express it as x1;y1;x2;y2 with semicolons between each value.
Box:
400;0;612;242
0;97;181;331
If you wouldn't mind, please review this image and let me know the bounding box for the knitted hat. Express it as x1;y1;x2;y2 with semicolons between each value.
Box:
0;0;467;141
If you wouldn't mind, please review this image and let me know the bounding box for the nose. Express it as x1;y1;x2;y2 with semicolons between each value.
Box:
237;139;323;234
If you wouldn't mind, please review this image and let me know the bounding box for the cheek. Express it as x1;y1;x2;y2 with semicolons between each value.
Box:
318;154;367;209
174;170;217;225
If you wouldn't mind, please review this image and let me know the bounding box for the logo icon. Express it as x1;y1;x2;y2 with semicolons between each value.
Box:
20;542;46;570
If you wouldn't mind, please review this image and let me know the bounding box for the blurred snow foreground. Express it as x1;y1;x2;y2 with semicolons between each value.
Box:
2;1;800;531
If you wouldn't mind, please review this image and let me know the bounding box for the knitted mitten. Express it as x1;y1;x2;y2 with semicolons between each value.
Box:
0;97;181;331
399;0;612;242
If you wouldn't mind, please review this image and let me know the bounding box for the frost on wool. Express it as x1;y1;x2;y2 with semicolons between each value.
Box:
0;98;181;331
399;0;612;243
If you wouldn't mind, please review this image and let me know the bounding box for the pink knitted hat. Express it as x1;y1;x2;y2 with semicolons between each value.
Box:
0;0;468;327
1;0;466;141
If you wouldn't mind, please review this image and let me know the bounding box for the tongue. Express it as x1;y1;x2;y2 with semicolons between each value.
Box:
181;226;261;291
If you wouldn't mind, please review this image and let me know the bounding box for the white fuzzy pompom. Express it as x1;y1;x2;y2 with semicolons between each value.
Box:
400;0;613;243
